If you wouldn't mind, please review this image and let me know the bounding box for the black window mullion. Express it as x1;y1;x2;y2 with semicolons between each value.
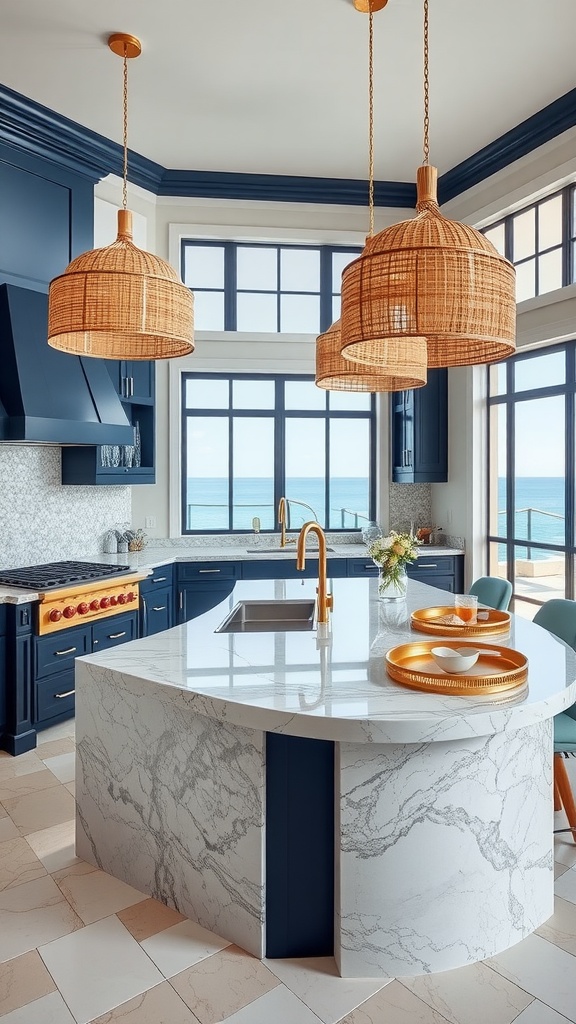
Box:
275;377;285;527
224;242;236;331
227;379;234;531
320;249;333;332
566;346;575;597
276;248;282;332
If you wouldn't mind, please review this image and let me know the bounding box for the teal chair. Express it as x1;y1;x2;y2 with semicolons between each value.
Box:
533;599;576;843
469;576;513;611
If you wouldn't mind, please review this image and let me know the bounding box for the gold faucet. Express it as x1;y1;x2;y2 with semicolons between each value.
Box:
296;521;333;625
278;497;287;548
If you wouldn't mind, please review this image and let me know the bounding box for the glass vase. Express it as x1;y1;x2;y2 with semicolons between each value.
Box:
378;566;408;602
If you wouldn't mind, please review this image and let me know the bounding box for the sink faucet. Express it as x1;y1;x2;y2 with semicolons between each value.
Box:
278;497;288;548
296;521;333;625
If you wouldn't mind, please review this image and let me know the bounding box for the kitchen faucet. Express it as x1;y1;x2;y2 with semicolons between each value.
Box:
278;497;318;548
296;521;333;626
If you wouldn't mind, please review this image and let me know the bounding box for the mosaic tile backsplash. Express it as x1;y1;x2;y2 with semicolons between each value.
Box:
389;483;433;533
0;446;131;569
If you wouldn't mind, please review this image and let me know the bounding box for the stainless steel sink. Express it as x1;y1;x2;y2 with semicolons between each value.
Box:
245;547;334;554
215;599;316;633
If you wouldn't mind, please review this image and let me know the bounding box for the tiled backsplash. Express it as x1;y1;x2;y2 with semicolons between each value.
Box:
0;446;130;568
389;483;433;532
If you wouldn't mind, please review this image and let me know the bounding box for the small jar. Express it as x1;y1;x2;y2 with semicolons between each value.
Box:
103;530;117;554
117;537;129;554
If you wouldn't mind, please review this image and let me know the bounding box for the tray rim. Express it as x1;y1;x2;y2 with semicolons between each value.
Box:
385;639;527;696
411;605;511;637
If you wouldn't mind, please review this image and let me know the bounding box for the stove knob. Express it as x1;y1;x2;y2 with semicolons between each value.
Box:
63;605;76;619
90;599;100;611
110;595;118;606
100;597;110;609
49;609;62;622
127;591;135;603
77;602;89;615
117;593;127;605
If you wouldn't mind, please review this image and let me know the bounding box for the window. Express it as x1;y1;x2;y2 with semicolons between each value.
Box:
181;241;361;333
482;184;575;303
487;343;576;616
181;374;376;534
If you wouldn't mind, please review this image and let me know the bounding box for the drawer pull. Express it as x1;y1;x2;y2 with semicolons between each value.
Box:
152;576;167;583
152;606;166;612
108;631;126;639
54;689;75;699
198;568;221;573
55;646;77;656
418;564;438;569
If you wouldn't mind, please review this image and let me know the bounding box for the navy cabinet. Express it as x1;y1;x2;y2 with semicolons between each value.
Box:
391;368;448;483
406;554;464;593
177;562;241;624
242;557;347;581
140;565;175;636
0;607;7;751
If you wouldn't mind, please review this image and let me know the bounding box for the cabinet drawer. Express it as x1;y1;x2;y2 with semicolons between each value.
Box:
347;558;378;577
35;626;91;679
139;564;174;594
141;589;173;636
92;612;138;651
408;556;455;576
177;561;241;582
35;671;76;722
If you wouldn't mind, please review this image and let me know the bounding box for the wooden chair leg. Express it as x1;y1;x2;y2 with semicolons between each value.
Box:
554;779;562;812
554;753;576;844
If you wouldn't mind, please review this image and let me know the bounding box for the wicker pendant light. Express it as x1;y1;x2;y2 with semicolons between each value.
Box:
48;33;194;360
340;0;516;370
315;1;426;392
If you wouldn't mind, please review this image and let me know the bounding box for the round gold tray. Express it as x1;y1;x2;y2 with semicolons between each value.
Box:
411;606;511;637
385;640;528;696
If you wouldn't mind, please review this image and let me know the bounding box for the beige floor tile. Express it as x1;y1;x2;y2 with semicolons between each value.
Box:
2;783;75;836
0;816;19;842
0;874;82;962
0;803;7;819
39;915;164;1024
0;768;60;802
0;948;56;1015
0;990;77;1023
555;862;570;880
65;780;75;796
487;933;576;1021
339;980;451;1024
117;897;186;941
140;919;230;979
536;896;576;955
217;983;325;1024
400;961;533;1024
43;752;75;784
88;981;201;1023
26;819;81;874
264;956;391;1024
38;720;76;742
0;752;45;782
554;865;576;905
53;860;148;925
171;944;280;1024
37;736;76;759
0;836;47;890
554;838;576;869
512;1000;573;1024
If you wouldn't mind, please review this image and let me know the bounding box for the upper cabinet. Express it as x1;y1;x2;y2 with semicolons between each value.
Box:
107;361;154;404
391;368;448;483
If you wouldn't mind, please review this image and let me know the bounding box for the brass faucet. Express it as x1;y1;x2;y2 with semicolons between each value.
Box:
296;521;333;625
278;497;287;548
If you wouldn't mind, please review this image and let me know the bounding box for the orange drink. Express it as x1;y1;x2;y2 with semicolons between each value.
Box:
454;594;478;624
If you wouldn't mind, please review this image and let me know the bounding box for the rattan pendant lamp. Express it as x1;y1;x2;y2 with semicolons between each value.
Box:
340;0;516;370
315;0;427;392
47;33;194;360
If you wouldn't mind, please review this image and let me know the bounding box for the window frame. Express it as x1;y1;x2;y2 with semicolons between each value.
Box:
181;371;377;535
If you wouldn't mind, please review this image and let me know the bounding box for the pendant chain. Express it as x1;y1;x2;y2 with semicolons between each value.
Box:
423;0;430;164
368;1;375;237
122;51;129;210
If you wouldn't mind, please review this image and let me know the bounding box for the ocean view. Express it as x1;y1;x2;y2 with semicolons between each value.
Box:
498;477;565;556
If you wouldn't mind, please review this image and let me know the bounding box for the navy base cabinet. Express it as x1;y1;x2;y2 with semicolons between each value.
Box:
140;565;175;636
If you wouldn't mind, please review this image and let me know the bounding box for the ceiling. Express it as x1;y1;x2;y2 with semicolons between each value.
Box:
0;0;574;184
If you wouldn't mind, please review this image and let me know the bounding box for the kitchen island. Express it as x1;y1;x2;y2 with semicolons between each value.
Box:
75;577;576;978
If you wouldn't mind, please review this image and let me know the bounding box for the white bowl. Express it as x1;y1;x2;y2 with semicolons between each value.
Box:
430;646;480;674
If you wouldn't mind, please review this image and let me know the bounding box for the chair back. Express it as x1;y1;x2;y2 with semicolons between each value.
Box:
468;576;513;611
534;599;576;725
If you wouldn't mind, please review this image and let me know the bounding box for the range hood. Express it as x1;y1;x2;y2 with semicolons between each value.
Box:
0;284;133;445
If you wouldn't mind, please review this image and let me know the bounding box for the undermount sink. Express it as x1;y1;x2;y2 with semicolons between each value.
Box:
215;599;316;634
245;547;334;554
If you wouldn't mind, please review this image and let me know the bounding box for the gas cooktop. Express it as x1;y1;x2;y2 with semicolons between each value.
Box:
0;561;132;590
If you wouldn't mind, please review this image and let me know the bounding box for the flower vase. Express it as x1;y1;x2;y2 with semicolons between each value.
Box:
378;566;408;602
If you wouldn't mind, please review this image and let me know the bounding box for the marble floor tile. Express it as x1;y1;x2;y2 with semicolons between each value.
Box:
400;960;533;1024
0;990;76;1023
0;948;56;1016
43;751;75;784
555;861;570;880
38;720;76;742
536;896;576;955
171;944;279;1024
487;933;576;1021
0;768;60;802
338;979;452;1024
0;816;19;842
37;736;76;759
88;981;201;1023
38;915;164;1024
213;982;324;1024
140;919;230;979
554;838;576;869
0;836;47;890
0;803;6;819
25;819;81;874
2;784;75;836
555;865;576;905
53;861;148;926
65;781;75;796
116;897;187;941
264;956;390;1024
0;874;82;962
512;1002;573;1024
0;752;45;782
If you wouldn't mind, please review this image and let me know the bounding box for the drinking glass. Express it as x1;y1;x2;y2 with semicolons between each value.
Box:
454;594;478;624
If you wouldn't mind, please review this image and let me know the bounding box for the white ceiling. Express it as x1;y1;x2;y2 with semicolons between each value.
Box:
0;0;574;182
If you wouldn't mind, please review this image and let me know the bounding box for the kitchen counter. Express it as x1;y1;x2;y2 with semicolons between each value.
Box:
75;576;574;977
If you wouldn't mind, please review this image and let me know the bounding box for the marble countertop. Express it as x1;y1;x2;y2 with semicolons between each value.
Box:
77;576;576;745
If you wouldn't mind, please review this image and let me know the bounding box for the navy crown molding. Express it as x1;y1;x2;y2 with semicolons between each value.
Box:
1;81;575;205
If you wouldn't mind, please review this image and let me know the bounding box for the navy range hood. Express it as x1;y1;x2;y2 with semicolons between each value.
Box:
0;284;133;445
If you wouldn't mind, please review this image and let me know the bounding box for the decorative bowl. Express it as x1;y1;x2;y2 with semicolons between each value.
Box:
430;646;480;674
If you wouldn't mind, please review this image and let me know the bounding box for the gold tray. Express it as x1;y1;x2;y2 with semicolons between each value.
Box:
411;606;511;638
385;640;528;695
